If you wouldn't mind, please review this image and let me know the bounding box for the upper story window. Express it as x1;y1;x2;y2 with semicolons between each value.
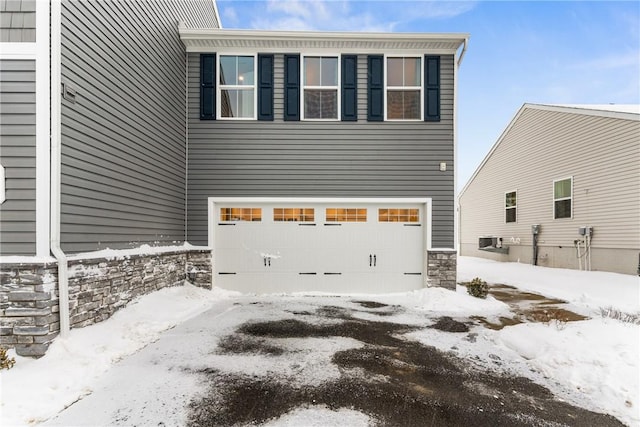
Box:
505;191;517;223
219;55;256;119
303;56;339;120
386;57;421;120
553;177;572;219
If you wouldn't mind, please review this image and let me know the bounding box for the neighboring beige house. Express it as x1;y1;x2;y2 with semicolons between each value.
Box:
459;103;640;275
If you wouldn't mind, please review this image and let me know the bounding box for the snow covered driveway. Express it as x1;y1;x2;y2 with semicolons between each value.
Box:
36;295;624;426
2;257;637;426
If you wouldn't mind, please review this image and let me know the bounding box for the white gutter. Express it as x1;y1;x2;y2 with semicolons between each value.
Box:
50;0;70;338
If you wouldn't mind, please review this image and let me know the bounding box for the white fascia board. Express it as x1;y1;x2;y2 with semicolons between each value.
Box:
181;28;469;42
526;103;640;121
35;0;51;257
0;42;36;59
211;0;222;29
180;28;468;54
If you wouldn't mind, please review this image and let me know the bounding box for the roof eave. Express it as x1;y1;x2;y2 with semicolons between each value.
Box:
179;28;469;54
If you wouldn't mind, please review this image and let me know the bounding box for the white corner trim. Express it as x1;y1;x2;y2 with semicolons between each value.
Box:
35;0;51;257
0;42;37;59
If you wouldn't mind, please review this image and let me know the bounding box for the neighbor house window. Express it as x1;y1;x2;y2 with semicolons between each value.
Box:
219;55;256;119
386;57;421;120
379;208;419;223
326;208;367;222
274;208;315;222
505;191;517;223
220;208;262;222
553;177;572;219
303;56;338;119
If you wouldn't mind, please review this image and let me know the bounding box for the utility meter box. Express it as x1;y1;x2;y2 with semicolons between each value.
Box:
531;224;541;235
578;226;594;237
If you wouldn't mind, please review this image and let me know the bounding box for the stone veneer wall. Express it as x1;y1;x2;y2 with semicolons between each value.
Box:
426;250;457;290
1;249;212;357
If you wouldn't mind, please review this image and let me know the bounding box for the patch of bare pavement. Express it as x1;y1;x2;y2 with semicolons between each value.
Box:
187;301;622;427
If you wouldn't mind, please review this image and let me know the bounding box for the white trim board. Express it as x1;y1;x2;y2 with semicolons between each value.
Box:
0;42;37;59
35;0;51;257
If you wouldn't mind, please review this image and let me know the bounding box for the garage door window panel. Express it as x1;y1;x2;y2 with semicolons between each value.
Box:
220;208;262;222
326;208;367;222
379;208;419;223
274;208;315;222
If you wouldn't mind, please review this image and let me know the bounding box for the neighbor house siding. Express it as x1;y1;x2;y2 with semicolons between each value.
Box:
187;53;455;248
59;1;218;253
0;0;36;42
0;59;36;255
459;106;640;273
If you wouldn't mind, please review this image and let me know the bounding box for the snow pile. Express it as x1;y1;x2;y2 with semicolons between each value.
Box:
497;319;639;426
67;242;210;261
373;286;508;315
458;256;640;314
0;284;233;427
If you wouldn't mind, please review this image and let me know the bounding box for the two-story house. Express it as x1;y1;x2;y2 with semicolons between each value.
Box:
0;0;467;356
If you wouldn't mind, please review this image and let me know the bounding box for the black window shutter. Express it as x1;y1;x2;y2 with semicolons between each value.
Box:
425;55;440;122
367;55;384;121
341;55;357;121
200;53;216;120
284;54;300;121
258;54;274;121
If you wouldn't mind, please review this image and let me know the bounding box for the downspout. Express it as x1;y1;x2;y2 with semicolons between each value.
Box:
456;37;468;67
453;36;468;254
50;0;70;338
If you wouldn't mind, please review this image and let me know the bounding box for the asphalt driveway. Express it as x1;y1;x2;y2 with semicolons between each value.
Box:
44;295;623;426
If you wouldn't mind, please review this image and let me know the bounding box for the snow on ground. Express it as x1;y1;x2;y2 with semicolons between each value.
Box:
0;284;238;426
261;406;372;426
458;256;640;314
1;256;638;426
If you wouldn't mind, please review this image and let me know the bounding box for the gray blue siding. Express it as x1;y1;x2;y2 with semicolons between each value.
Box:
60;0;218;253
0;0;36;42
187;53;455;248
0;59;36;255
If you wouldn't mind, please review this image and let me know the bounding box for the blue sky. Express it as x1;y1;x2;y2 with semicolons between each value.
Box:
217;0;640;191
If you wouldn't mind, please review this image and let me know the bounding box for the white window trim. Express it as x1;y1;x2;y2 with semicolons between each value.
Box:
384;54;423;121
553;176;573;219
301;54;341;121
216;53;257;120
505;190;517;224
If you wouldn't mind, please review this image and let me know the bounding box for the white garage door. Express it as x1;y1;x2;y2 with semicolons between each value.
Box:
212;200;426;294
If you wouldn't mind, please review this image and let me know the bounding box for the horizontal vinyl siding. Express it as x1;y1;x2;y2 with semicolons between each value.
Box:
0;59;36;255
60;1;218;253
187;53;455;247
0;0;36;42
460;108;640;259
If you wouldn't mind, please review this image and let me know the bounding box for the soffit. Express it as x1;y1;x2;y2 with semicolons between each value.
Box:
179;28;468;54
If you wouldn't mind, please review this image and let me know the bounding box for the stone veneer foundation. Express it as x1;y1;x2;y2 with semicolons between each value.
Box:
1;249;212;357
426;250;457;290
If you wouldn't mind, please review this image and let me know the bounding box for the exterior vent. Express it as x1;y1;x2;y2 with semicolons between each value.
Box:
479;237;500;249
478;237;509;254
